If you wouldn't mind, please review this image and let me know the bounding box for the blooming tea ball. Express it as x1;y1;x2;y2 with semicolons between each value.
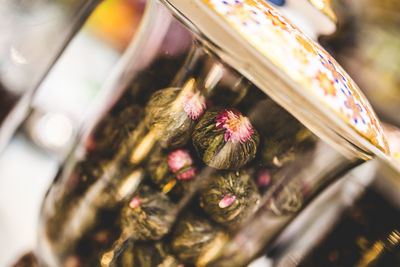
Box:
199;170;260;228
261;128;317;168
119;186;176;241
88;105;144;158
145;80;206;149
109;240;181;267
192;108;259;170
171;213;228;265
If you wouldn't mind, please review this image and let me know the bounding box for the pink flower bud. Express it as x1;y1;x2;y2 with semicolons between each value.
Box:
182;90;206;120
177;168;197;180
219;194;236;208
129;196;141;209
257;170;271;187
168;150;193;173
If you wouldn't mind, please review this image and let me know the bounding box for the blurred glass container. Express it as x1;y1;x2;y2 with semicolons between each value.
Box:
37;0;390;266
0;0;101;153
261;158;400;267
21;0;146;159
319;0;400;127
253;124;400;267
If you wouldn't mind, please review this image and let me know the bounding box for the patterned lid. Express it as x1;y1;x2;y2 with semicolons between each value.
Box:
308;0;337;23
164;0;389;155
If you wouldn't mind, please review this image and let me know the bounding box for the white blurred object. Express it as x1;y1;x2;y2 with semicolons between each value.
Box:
32;112;74;150
0;14;121;266
0;0;100;154
270;0;336;39
248;256;273;267
24;30;120;158
32;30;120;120
0;135;58;267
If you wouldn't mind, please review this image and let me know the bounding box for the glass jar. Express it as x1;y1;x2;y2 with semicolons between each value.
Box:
37;0;390;266
0;0;101;152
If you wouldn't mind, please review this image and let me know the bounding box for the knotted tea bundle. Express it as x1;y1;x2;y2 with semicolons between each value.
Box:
171;213;228;265
110;240;181;267
119;186;176;241
145;79;206;149
147;148;198;195
192;108;259;170
88;105;144;158
199;170;260;228
261;128;316;168
246;98;316;168
269;180;304;216
66;158;106;194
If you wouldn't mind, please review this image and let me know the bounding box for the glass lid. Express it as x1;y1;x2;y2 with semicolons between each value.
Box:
161;0;389;158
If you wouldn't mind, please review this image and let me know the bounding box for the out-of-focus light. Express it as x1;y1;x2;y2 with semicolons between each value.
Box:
34;113;74;149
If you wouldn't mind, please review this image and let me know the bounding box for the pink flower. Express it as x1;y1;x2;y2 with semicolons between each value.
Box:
219;194;236;208
182;90;206;120
168;150;193;173
129;196;141;209
257;170;271;187
177;167;197;180
215;108;254;143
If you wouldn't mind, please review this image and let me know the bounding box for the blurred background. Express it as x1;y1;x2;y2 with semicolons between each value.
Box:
0;0;399;266
0;0;144;265
320;0;400;127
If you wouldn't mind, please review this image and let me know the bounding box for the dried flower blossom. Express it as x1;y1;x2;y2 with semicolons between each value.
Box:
192;108;259;170
215;108;254;143
168;150;194;173
147;148;197;196
182;89;206;120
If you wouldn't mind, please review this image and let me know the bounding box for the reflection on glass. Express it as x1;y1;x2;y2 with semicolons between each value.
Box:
0;0;101;152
